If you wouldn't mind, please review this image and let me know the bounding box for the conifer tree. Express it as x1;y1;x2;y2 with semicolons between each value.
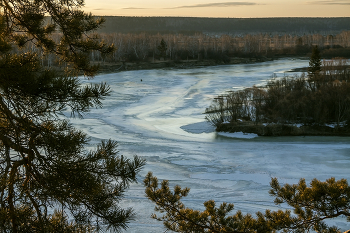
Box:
0;1;145;232
145;172;350;232
308;45;322;77
157;38;167;58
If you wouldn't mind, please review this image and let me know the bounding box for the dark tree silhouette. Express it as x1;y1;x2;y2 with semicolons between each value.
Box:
145;172;349;233
308;45;322;77
157;38;168;58
0;1;145;232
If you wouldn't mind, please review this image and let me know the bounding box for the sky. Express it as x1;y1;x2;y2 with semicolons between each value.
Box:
84;0;350;18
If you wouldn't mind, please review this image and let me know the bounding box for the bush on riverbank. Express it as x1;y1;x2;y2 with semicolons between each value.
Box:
205;58;350;136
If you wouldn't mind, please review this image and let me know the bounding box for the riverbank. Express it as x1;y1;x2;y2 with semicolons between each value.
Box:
94;56;274;74
216;122;350;136
95;57;350;75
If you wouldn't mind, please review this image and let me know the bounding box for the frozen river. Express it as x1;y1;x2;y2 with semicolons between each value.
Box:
69;59;350;232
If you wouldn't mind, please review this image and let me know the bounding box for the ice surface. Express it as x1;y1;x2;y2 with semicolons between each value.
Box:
67;59;350;232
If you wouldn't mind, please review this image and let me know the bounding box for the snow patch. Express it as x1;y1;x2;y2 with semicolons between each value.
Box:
218;131;258;139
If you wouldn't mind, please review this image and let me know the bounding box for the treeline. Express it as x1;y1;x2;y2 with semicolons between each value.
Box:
86;30;350;63
16;30;350;68
97;17;350;35
205;58;350;129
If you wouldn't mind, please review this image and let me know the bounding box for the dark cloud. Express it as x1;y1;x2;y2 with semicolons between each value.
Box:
169;2;258;9
307;0;350;5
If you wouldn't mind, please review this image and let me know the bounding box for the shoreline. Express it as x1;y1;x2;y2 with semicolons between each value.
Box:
95;57;350;137
94;56;276;74
216;122;350;137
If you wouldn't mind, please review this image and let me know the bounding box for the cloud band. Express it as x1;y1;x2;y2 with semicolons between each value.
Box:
308;0;350;5
170;2;257;9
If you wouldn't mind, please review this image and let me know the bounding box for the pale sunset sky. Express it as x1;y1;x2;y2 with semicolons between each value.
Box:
84;0;350;17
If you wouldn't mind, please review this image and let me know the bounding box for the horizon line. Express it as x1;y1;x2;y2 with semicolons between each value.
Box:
92;16;350;18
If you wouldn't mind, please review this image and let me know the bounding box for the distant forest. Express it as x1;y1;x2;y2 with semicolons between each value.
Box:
91;31;350;63
31;17;350;66
97;17;350;35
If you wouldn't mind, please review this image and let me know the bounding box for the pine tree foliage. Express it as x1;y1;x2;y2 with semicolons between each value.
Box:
157;38;167;58
270;177;350;232
145;172;349;233
0;1;145;232
308;45;322;77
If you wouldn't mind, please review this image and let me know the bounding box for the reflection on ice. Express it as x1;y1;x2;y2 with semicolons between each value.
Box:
69;59;350;232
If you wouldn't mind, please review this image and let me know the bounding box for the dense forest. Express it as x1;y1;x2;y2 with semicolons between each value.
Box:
97;30;350;61
97;17;350;35
18;17;348;68
22;29;350;68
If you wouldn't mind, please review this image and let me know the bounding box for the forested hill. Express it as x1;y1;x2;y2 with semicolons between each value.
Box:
97;17;350;35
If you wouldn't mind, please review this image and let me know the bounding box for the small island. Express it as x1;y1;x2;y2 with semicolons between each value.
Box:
205;47;350;136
